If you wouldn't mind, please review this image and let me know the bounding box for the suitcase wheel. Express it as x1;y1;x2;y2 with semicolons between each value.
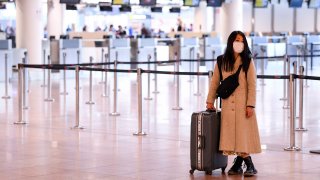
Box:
189;169;195;174
205;171;212;175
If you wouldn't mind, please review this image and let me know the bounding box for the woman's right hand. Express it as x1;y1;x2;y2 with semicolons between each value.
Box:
206;102;216;110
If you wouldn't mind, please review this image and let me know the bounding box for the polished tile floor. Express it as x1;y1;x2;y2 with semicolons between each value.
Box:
1;59;320;180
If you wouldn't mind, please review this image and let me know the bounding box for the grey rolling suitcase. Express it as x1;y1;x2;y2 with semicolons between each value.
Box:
189;110;228;175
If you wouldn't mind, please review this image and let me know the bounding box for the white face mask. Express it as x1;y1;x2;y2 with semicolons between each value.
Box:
233;41;244;53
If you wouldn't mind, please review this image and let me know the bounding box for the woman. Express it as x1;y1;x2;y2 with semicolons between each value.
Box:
206;31;261;177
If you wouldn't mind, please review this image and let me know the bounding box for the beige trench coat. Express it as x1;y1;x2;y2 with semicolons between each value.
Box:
206;57;261;154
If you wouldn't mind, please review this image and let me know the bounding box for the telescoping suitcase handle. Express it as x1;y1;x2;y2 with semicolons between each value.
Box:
197;135;205;149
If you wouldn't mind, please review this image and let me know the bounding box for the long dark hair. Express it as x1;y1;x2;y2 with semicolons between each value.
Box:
222;31;252;73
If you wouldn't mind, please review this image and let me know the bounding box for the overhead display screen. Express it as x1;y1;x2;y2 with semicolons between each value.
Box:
112;0;130;5
60;0;80;4
157;0;182;5
308;0;320;8
139;0;157;6
288;0;304;8
206;0;223;7
183;0;200;7
254;0;268;8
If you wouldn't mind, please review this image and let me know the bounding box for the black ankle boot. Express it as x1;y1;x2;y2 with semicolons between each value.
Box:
228;156;243;175
243;156;258;177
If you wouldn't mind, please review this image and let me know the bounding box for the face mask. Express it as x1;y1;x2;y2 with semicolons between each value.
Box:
233;41;244;53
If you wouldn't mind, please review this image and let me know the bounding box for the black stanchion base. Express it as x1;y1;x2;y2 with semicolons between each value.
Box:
310;150;320;154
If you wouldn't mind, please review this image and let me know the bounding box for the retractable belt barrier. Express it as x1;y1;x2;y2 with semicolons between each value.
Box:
257;75;289;79
293;74;320;80
16;53;320;71
14;55;320;153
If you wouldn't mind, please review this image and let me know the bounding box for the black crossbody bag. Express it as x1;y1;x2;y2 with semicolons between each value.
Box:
216;57;243;99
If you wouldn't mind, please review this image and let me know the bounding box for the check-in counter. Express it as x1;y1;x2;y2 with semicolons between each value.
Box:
68;32;110;47
167;31;217;38
179;37;199;72
131;38;157;69
286;36;304;56
252;36;286;57
306;35;320;69
106;38;131;69
42;40;50;65
307;35;320;52
203;36;226;71
67;33;111;65
270;36;286;56
251;36;286;73
52;39;82;78
156;38;175;62
80;39;109;67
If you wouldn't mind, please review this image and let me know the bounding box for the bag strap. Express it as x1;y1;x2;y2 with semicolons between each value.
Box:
217;56;223;82
216;56;223;108
218;56;251;80
235;65;243;77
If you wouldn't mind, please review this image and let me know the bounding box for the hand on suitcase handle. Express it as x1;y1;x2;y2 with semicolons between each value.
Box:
206;102;216;111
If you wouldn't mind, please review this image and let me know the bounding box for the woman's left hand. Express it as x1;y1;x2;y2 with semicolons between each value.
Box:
246;107;254;118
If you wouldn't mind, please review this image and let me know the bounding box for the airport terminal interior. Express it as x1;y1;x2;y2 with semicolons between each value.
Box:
1;0;320;179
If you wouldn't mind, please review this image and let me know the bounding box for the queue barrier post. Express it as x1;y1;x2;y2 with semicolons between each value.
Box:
304;47;309;87
296;66;308;132
60;52;68;95
2;53;11;99
260;46;266;86
100;48;105;84
14;65;27;125
188;47;194;82
110;52;120;116
172;53;183;110
77;49;80;64
283;56;291;109
72;65;84;129
41;49;46;87
284;73;301;151
194;53;201;96
102;53;108;97
153;47;159;94
44;55;54;102
311;43;314;70
133;68;147;136
280;55;288;101
86;57;95;105
144;54;152;100
208;71;213;89
22;56;29;109
293;61;297;120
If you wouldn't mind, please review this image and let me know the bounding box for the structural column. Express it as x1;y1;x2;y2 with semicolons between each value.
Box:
16;0;43;65
194;1;208;32
219;0;243;43
47;0;64;38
